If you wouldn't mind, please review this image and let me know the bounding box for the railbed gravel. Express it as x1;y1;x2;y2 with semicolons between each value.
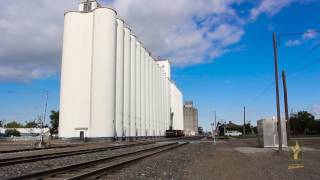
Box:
102;143;194;180
0;142;171;179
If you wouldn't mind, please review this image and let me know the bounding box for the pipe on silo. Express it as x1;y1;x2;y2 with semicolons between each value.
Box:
129;35;136;138
115;18;124;138
123;26;131;138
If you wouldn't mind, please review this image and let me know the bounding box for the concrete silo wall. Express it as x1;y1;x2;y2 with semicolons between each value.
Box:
59;4;184;140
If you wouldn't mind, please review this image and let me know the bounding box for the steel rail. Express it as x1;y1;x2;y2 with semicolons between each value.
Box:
6;142;187;180
0;142;154;167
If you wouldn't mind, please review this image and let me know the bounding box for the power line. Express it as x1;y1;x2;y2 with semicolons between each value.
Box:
279;30;320;37
246;30;320;107
287;58;320;77
286;44;320;74
246;81;275;107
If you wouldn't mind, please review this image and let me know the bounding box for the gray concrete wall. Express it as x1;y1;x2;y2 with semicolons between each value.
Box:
183;106;198;136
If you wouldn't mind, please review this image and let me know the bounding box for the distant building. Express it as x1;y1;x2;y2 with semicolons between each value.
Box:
183;101;198;136
0;128;50;137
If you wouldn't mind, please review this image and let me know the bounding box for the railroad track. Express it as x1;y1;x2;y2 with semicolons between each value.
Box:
6;142;187;180
0;145;81;154
0;141;154;167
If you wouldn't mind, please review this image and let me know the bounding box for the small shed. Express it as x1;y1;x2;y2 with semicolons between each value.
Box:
257;118;287;147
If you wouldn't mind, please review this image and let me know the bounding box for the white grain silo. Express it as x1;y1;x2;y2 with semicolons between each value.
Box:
145;52;151;136
123;26;131;138
153;62;158;136
60;1;185;140
151;59;156;136
59;4;117;139
166;78;171;130
157;66;161;136
135;41;141;137
115;18;124;138
160;71;164;134
129;35;137;138
140;47;146;137
145;53;150;136
170;82;184;131
148;56;153;136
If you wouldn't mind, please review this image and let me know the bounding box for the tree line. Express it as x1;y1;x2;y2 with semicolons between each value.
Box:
0;110;59;137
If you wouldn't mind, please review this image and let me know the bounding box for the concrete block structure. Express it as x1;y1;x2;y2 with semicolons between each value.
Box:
183;101;198;136
257;118;287;147
59;0;184;140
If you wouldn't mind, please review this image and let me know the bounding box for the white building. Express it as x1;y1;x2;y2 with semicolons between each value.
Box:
257;117;287;147
59;0;184;140
0;128;50;137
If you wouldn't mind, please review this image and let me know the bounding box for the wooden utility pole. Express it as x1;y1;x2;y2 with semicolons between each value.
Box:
272;32;283;151
243;106;246;136
282;70;290;140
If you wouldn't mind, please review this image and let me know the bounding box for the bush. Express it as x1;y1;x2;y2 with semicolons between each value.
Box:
5;129;21;137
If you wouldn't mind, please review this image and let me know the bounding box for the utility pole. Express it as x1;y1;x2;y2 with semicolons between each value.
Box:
282;70;290;140
243;106;246;136
213;110;217;145
40;90;48;147
272;32;283;152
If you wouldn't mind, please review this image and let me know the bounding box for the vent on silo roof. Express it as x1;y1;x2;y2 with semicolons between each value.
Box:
78;0;101;12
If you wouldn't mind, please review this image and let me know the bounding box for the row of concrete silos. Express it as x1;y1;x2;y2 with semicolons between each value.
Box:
59;2;182;140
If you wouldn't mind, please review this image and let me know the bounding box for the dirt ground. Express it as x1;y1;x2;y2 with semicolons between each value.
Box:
105;137;320;180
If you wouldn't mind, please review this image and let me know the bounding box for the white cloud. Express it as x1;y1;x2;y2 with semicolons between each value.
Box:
285;40;302;47
0;0;77;83
0;0;315;82
250;0;293;20
207;24;245;46
311;104;320;118
109;0;245;67
285;29;318;47
303;29;318;40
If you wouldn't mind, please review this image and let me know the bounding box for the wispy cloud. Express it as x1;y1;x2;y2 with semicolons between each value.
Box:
250;0;293;20
285;29;319;47
285;40;302;47
303;29;318;40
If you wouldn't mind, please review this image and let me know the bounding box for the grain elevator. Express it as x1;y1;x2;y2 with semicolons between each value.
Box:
59;0;184;140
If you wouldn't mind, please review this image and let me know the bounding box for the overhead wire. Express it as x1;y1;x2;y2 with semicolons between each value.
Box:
245;30;320;107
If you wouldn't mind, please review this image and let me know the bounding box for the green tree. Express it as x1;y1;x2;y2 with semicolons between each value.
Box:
49;110;59;136
243;121;254;135
5;129;21;137
0;120;4;127
290;111;316;135
198;126;204;135
25;120;39;128
4;121;24;128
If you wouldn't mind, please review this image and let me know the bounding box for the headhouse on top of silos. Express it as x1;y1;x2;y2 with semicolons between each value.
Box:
59;0;184;140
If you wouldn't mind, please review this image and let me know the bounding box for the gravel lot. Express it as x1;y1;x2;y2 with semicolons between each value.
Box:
1;138;319;180
103;138;320;180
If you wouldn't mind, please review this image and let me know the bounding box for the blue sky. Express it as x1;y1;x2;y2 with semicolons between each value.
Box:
0;0;319;129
